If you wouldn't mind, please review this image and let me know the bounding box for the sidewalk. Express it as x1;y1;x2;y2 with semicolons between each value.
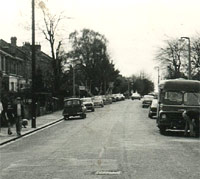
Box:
0;110;63;146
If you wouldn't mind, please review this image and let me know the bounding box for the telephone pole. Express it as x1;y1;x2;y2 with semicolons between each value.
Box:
32;0;36;128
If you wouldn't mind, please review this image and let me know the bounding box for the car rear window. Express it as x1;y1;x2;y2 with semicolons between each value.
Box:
64;100;80;107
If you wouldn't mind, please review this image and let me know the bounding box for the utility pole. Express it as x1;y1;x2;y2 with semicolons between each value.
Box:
31;0;36;128
73;66;75;97
181;37;191;80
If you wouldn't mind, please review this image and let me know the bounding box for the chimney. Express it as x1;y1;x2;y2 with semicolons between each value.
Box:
11;37;17;46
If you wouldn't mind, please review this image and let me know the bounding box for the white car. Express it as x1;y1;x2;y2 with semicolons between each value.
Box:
92;96;104;107
81;97;95;112
131;93;141;100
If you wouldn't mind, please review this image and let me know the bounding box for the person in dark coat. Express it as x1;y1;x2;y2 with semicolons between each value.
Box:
13;97;24;136
3;99;14;135
183;110;200;137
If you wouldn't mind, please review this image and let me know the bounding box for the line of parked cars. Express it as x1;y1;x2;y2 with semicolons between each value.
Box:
62;93;125;120
131;92;158;119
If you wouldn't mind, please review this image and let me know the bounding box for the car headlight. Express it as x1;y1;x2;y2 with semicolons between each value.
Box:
161;114;167;120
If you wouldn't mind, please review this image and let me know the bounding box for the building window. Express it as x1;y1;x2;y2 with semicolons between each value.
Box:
11;82;14;91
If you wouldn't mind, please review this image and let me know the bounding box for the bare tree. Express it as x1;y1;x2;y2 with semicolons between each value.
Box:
156;39;187;79
38;1;65;95
191;37;200;80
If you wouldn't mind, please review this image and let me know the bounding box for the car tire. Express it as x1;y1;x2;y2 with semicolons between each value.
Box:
81;114;86;119
91;108;95;112
159;126;166;135
148;114;152;119
64;116;69;120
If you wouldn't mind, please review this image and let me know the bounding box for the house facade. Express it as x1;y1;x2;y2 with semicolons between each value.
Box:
0;37;53;95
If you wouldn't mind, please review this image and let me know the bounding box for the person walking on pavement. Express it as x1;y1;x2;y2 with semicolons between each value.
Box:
13;97;24;136
4;99;14;135
0;98;3;131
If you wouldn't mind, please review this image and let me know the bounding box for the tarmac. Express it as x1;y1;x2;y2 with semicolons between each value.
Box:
0;110;63;146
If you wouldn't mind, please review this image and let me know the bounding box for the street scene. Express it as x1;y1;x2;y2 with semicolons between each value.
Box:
0;0;200;179
1;100;199;179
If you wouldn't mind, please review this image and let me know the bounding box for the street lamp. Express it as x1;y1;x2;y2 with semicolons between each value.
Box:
154;66;160;85
31;0;36;128
181;37;191;80
72;65;75;97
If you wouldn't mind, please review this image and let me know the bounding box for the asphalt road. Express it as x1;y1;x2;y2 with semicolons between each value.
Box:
0;100;200;179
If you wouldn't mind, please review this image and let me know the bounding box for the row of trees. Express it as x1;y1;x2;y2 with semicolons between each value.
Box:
156;37;200;80
35;3;154;97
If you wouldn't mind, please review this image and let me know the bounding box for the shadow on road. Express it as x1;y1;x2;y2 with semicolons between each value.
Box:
162;130;200;138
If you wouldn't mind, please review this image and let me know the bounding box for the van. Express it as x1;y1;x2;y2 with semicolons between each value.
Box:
157;79;200;134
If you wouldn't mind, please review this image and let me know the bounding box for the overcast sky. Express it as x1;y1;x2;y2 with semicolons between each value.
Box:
1;0;200;85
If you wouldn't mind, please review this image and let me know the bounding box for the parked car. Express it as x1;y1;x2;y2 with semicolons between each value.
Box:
148;99;158;118
81;97;95;112
102;95;112;104
111;94;117;102
92;96;104;107
142;95;154;108
63;98;87;120
115;93;124;101
119;94;125;100
131;93;141;100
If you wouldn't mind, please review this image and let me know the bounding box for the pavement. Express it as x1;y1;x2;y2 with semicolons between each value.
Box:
0;110;63;146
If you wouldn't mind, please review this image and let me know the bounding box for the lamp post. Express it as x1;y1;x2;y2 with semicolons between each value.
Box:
31;0;36;128
181;37;191;80
155;66;160;85
72;65;75;97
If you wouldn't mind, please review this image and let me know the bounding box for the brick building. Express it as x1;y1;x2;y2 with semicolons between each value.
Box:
0;37;54;118
0;37;53;94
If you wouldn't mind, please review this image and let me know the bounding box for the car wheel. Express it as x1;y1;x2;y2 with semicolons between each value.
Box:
148;114;152;119
81;114;86;119
91;108;95;112
64;116;69;120
159;126;166;135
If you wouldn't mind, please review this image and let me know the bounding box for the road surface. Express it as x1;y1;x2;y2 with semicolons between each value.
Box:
0;100;199;179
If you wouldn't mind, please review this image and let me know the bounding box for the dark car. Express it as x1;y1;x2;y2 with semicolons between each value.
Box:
142;95;154;108
148;99;158;118
63;98;87;120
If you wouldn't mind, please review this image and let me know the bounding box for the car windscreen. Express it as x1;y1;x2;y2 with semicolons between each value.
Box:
163;91;183;105
184;92;200;106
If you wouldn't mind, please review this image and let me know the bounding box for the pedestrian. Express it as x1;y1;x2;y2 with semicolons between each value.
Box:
182;110;199;137
0;98;3;130
13;97;24;136
4;99;14;135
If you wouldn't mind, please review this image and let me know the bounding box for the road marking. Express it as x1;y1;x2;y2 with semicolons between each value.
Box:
95;170;121;175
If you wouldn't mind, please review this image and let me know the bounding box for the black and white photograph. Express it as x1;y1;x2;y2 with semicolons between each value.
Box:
0;0;200;178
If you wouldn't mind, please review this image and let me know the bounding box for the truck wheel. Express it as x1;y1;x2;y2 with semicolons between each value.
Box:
159;127;166;135
81;114;86;119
